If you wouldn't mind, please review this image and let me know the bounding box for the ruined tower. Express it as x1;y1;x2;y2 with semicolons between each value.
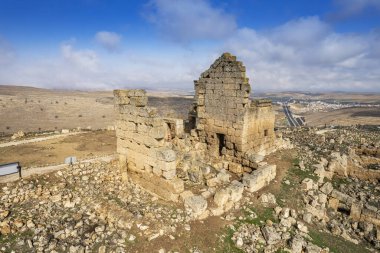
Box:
113;52;276;201
190;53;275;166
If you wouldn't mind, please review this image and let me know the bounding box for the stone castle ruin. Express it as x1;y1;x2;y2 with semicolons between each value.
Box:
189;53;276;171
114;53;289;218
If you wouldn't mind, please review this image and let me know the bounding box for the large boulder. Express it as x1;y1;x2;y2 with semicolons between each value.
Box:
184;195;207;216
261;226;281;245
243;165;276;192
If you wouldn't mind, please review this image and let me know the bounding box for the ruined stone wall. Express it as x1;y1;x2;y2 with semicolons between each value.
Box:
193;53;250;158
192;53;275;165
114;90;184;201
243;100;276;155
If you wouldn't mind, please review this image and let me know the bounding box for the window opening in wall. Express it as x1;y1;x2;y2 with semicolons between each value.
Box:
216;133;226;156
166;122;174;140
264;129;268;137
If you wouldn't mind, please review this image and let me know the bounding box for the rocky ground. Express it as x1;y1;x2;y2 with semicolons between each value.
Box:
1;125;379;253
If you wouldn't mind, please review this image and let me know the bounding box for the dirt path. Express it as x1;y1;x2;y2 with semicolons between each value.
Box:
0;154;116;183
0;131;86;148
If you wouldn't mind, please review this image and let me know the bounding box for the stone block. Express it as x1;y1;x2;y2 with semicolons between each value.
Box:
149;126;166;140
156;148;176;162
301;178;314;191
113;90;132;104
350;202;362;221
152;166;162;176
228;162;243;174
331;190;349;203
130;96;147;107
162;169;176;180
261;226;281;245
184;195;208;216
319;182;333;195
226;180;244;202
328;197;339;211
243;164;276;192
180;191;194;202
214;189;230;207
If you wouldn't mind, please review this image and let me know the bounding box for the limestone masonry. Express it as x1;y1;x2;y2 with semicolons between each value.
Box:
114;53;283;212
190;52;276;169
114;89;184;202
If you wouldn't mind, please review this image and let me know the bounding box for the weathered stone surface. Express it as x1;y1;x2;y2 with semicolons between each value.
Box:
319;182;333;195
192;53;276;163
291;235;306;253
301;178;314;191
350;202;362;221
227;180;244;202
243;164;276;192
214;189;230;207
259;193;276;205
114;89;184;201
261;226;281;245
184;195;207;216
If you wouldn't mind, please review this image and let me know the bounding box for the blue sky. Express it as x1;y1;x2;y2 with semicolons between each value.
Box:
0;0;379;91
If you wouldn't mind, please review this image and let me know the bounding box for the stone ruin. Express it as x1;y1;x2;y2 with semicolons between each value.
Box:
189;52;276;172
114;53;287;218
114;89;184;202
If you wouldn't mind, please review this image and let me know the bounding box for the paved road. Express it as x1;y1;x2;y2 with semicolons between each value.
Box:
0;131;87;148
283;104;300;127
0;154;116;183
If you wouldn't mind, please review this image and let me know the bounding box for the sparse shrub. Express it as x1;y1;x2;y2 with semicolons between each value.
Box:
78;114;82;118
102;115;106;118
6;126;10;130
64;102;67;105
55;115;58;119
55;101;59;104
40;108;44;111
38;127;41;131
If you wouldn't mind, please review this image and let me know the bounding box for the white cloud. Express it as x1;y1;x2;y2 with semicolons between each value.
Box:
0;15;379;92
0;36;15;65
60;41;99;72
223;17;380;92
331;0;380;19
144;0;237;42
95;31;122;52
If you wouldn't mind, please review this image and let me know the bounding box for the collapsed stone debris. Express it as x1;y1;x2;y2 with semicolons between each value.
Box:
113;53;289;218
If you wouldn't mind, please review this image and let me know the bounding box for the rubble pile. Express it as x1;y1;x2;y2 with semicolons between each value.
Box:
0;161;192;252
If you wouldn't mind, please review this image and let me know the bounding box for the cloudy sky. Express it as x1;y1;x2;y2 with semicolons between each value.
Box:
0;0;379;92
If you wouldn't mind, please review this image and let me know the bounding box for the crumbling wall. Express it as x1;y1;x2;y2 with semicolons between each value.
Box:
162;117;184;140
327;189;380;226
243;100;276;155
192;52;275;167
114;90;184;201
193;53;250;158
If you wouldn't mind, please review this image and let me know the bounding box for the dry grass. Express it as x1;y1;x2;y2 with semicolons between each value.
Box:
0;85;193;134
303;107;380;126
0;130;116;167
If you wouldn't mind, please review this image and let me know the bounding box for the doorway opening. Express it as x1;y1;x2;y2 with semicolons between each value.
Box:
216;133;226;156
